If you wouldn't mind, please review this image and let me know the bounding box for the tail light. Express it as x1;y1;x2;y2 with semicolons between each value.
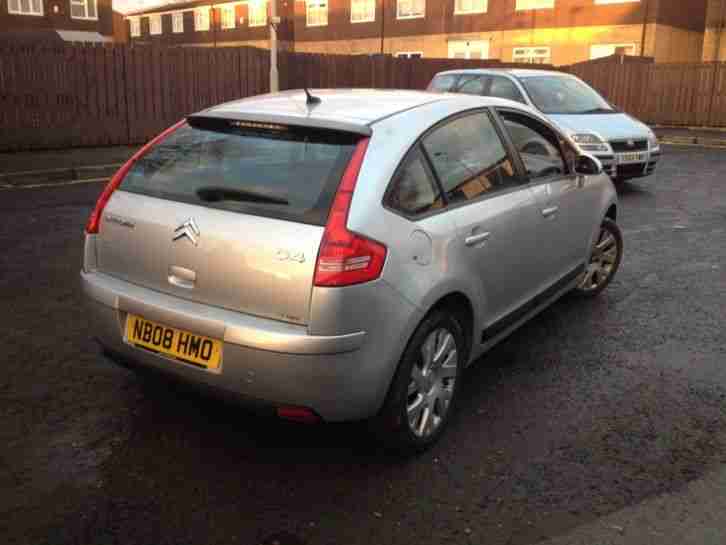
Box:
313;137;387;287
276;406;320;424
84;120;186;234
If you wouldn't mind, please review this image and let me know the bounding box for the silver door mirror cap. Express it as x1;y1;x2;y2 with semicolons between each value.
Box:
574;154;603;176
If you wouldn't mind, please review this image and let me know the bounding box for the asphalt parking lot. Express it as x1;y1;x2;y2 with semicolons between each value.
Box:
1;145;725;545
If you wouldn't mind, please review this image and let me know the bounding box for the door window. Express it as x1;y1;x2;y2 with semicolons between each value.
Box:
385;148;443;216
498;111;566;180
422;112;520;204
487;76;526;103
427;74;458;92
456;75;488;95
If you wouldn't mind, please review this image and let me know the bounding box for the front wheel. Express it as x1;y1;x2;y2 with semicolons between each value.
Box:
573;217;623;297
375;310;464;454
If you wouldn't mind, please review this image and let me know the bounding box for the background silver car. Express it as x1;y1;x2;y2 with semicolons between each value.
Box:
82;90;622;451
428;69;660;183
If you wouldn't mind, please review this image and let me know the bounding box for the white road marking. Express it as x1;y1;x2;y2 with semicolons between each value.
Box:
0;177;109;191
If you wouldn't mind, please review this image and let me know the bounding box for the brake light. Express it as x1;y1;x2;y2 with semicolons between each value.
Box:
84;120;187;234
276;406;320;424
313;138;387;287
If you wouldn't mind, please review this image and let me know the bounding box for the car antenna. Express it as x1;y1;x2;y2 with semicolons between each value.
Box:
304;87;321;106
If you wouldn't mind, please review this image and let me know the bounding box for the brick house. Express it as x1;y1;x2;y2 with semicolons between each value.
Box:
125;0;708;65
703;0;725;60
0;0;116;43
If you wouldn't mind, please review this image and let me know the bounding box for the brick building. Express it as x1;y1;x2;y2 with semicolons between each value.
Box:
703;0;725;60
0;0;116;43
125;0;708;65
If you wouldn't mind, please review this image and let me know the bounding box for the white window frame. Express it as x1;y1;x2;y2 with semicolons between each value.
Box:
351;0;375;23
129;17;141;37
195;7;210;31
590;43;636;59
220;5;236;29
172;12;184;33
396;0;425;19
447;39;489;59
594;0;639;4
70;0;98;20
149;14;162;35
306;0;328;26
248;0;267;27
395;51;423;59
515;0;554;10
8;0;44;16
454;0;487;15
512;46;551;64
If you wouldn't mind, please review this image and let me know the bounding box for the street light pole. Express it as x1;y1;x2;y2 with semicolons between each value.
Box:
269;0;279;92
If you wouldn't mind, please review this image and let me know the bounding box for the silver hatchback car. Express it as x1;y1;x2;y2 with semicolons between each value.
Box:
82;90;622;451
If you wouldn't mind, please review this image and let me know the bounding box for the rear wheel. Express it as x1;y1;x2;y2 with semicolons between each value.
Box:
573;217;623;297
375;311;464;454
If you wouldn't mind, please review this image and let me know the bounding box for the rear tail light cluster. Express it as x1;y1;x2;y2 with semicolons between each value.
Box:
313;138;387;287
85;120;186;234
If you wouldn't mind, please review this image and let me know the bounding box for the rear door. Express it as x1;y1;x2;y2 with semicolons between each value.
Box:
420;109;542;332
95;119;361;326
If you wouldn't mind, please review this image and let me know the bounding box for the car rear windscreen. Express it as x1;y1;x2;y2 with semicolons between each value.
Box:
119;119;359;226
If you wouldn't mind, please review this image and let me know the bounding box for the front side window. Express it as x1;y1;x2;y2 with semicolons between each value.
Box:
306;0;328;26
351;0;375;22
248;1;267;27
427;74;458;92
172;12;184;33
129;17;141;37
423;112;519;203
487;76;526;103
385;148;443;216
456;75;488;95
149;14;162;34
70;0;97;19
519;75;614;115
220;5;236;29
397;0;425;18
454;0;487;14
498;110;566;180
8;0;43;15
195;8;210;31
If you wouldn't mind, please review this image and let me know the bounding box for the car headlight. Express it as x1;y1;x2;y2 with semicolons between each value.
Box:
648;133;659;149
571;133;610;153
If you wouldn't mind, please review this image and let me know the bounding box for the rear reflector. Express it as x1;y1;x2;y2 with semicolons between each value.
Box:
84;120;186;234
276;406;320;424
313;137;387;287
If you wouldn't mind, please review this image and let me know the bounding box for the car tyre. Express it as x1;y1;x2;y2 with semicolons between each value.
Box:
572;217;623;298
374;310;465;454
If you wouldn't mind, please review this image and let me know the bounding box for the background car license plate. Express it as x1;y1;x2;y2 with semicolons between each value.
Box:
618;152;645;164
125;314;222;369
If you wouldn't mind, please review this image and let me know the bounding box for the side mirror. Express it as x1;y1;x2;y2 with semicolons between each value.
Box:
574;154;603;176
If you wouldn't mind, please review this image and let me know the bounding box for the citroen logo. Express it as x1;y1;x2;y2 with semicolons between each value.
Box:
173;218;200;246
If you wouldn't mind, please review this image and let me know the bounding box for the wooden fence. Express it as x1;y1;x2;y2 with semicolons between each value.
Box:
2;43;726;152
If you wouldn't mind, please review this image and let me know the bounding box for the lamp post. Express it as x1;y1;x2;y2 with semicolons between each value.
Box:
269;0;279;92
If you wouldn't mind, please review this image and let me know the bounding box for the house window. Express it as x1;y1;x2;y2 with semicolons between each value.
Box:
397;0;424;18
351;0;375;22
129;17;141;36
515;0;554;10
395;51;423;58
195;8;210;31
590;43;636;59
172;12;184;33
149;14;162;34
454;0;487;15
8;0;43;15
594;0;638;3
248;0;267;27
448;39;489;59
70;0;98;20
221;5;236;29
513;46;551;64
306;0;328;26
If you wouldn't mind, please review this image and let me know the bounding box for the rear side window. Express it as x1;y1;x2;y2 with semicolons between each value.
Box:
120;120;358;226
487;76;526;104
422;112;520;203
385;147;443;216
428;74;458;92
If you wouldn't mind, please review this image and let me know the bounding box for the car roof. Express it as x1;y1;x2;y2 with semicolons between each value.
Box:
435;68;571;79
191;89;531;136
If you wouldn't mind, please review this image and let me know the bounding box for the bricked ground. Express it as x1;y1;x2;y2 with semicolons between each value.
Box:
1;146;725;545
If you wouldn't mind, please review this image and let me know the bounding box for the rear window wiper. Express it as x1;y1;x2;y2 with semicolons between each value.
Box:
196;187;289;206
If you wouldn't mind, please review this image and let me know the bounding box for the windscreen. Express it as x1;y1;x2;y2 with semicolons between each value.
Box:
120;119;359;226
520;76;615;115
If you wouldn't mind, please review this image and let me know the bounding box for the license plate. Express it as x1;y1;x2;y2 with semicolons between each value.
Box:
618;152;645;164
125;314;222;370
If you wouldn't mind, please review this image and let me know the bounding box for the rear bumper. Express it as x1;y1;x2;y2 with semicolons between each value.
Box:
81;271;388;422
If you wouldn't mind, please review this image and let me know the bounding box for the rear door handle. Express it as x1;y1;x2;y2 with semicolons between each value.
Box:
465;231;491;247
541;206;559;218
